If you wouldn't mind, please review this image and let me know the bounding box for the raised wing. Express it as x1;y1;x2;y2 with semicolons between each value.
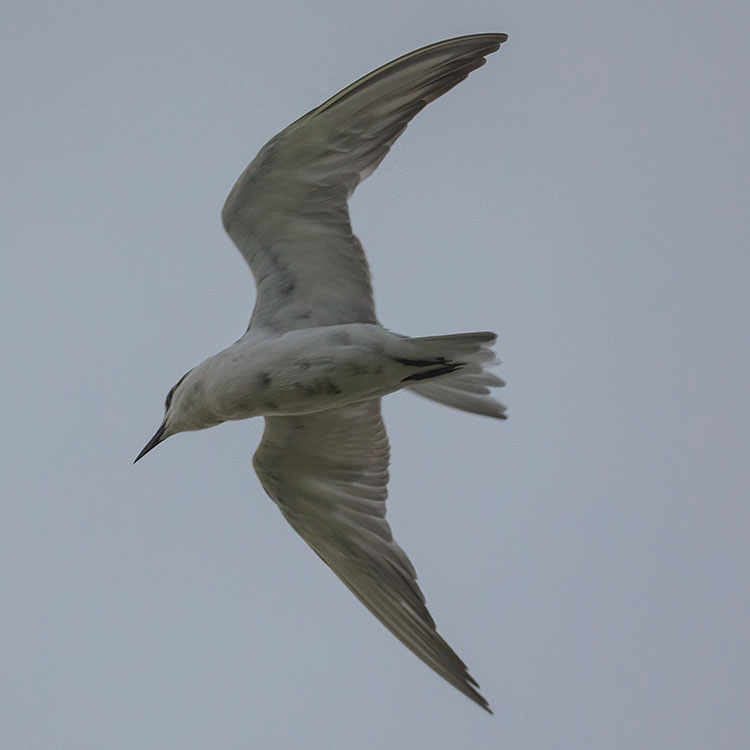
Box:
222;33;508;332
252;399;491;711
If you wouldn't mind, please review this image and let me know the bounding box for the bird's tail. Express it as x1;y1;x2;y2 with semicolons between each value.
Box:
392;331;507;419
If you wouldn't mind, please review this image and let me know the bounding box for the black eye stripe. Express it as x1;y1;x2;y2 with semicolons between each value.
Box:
164;387;176;410
165;370;191;409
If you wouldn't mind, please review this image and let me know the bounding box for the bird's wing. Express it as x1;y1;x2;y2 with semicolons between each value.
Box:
252;398;490;711
222;33;508;332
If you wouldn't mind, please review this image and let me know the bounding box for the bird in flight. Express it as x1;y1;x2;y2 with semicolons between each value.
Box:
136;33;508;712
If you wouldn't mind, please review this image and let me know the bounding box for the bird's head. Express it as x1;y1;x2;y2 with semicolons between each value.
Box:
134;367;219;463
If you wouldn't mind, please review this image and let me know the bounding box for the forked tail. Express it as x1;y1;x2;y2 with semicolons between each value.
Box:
393;331;507;419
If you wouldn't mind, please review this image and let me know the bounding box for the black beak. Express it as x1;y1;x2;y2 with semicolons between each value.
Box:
134;423;167;463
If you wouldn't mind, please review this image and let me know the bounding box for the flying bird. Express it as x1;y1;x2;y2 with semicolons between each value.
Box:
136;33;508;711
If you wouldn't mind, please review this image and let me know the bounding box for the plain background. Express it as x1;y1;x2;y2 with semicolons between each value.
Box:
2;1;748;748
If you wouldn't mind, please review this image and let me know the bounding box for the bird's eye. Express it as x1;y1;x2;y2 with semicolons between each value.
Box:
164;370;192;410
165;386;177;410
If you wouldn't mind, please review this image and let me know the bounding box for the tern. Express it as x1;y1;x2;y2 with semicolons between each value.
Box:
136;33;509;711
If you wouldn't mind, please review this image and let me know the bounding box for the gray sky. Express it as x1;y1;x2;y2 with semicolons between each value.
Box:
2;1;749;748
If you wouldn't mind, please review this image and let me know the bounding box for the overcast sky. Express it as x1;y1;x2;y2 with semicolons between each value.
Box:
2;1;749;748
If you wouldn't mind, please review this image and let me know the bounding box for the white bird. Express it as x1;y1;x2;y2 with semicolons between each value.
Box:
136;33;509;712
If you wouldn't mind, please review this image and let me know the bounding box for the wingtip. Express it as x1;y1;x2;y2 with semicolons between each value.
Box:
439;32;508;56
465;31;508;49
464;680;493;714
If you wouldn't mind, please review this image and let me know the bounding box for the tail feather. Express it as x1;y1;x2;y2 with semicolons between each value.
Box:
393;331;507;420
410;381;508;419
